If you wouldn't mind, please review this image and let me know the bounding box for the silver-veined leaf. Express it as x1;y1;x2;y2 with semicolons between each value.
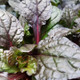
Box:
9;0;52;44
8;0;52;26
35;25;80;80
0;9;24;48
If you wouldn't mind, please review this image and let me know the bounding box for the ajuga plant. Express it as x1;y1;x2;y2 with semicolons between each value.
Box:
1;0;80;80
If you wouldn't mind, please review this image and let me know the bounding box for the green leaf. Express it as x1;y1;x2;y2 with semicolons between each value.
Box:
24;23;31;36
48;6;62;29
32;76;36;80
41;6;62;39
0;48;21;73
20;56;37;76
51;0;60;5
0;62;19;73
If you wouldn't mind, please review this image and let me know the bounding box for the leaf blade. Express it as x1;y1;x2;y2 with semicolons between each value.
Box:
0;9;24;48
35;25;80;80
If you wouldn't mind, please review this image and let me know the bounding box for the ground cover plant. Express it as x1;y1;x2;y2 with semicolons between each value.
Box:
1;0;80;80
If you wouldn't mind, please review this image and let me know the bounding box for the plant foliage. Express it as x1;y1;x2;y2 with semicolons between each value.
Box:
0;0;80;80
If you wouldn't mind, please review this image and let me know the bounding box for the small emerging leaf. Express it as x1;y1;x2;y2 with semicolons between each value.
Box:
51;0;60;5
0;46;37;76
24;23;31;36
20;56;37;76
